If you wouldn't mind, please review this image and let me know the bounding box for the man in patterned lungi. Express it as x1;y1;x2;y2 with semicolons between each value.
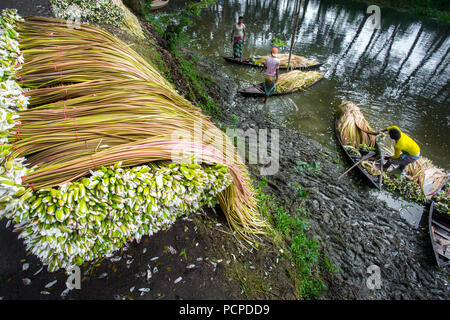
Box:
261;47;280;104
230;16;246;60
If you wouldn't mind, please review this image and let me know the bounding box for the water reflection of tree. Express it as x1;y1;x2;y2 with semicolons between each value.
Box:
396;33;447;100
188;0;448;103
419;46;449;96
328;14;369;77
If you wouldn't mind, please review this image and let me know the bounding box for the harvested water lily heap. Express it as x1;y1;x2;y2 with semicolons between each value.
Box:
336;101;376;150
253;54;318;69
0;10;266;272
336;100;449;209
274;70;323;94
50;0;124;25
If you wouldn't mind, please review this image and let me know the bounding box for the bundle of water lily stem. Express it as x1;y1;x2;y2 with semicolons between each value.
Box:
274;70;323;94
336;101;449;211
0;10;267;272
253;54;318;69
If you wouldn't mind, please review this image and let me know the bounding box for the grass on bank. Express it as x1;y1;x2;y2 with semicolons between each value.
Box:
255;177;334;298
177;54;221;117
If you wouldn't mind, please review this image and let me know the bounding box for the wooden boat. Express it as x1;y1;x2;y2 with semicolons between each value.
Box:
429;201;450;269
238;72;324;97
223;56;323;71
334;119;383;190
150;0;169;11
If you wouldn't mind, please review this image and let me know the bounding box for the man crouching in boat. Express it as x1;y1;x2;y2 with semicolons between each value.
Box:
261;47;280;104
379;126;420;175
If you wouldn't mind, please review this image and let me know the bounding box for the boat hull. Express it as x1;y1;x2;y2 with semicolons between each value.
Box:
334;119;383;190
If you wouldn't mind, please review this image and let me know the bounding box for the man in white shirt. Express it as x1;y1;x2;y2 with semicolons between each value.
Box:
230;16;246;60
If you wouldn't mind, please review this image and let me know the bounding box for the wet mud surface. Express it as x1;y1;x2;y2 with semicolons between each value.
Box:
203;59;449;299
0;0;448;300
0;212;235;300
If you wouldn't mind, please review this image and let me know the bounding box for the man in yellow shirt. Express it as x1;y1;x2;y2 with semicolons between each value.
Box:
379;126;420;174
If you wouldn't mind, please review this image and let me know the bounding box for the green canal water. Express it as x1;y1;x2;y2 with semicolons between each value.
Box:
163;0;450;171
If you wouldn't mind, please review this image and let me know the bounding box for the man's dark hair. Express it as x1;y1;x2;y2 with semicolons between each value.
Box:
238;16;244;20
388;128;401;140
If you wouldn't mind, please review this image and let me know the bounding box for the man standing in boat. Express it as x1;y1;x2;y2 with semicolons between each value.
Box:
231;16;246;61
378;126;420;175
261;47;280;104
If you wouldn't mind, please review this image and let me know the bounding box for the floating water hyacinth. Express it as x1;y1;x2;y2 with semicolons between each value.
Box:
434;183;450;215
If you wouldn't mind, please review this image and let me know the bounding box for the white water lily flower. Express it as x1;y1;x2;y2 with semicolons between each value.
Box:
61;287;70;297
45;280;58;288
174;277;182;284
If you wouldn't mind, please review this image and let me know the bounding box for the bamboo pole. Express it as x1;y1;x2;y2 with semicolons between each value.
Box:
287;0;301;71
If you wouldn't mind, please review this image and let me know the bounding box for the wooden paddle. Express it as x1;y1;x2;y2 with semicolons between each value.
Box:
338;151;376;180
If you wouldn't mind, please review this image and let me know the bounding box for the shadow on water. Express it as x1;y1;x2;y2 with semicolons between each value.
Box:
165;0;449;170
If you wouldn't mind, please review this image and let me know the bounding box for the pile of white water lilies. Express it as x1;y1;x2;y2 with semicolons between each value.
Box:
7;159;231;271
0;9;235;272
50;0;125;26
0;9;34;218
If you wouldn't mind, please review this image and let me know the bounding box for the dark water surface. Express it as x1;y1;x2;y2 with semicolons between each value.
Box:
164;0;449;169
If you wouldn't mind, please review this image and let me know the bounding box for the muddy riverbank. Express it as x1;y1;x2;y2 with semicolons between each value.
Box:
192;53;449;299
0;0;448;300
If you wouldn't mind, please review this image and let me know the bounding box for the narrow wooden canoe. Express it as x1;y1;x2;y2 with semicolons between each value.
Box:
334;119;383;190
238;72;324;97
429;201;450;269
223;56;323;71
150;0;169;11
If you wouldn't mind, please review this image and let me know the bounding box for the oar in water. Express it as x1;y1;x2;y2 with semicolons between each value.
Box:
338;151;376;180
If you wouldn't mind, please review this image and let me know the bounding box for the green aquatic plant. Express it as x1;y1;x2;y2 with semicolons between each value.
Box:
271;37;287;50
382;173;427;204
293;160;322;174
145;0;216;51
434;182;450;215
